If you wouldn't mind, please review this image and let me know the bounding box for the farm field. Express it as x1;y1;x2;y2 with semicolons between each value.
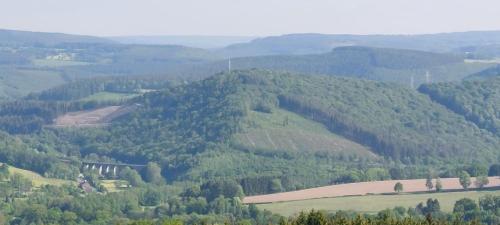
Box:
244;176;500;204
257;190;500;216
2;163;73;187
101;179;129;192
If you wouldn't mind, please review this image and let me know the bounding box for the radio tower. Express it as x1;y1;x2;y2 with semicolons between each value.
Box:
425;71;431;83
228;57;231;73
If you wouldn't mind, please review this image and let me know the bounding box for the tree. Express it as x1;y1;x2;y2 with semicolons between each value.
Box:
435;177;443;192
394;182;403;193
475;176;489;189
488;164;500;176
417;198;441;215
119;167;145;187
459;171;471;190
453;198;479;222
144;162;164;185
0;163;9;181
306;210;328;225
10;173;32;195
425;175;434;191
270;179;283;193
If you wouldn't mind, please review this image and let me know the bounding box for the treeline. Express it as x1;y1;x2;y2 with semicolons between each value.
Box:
186;46;468;85
27;76;174;101
119;195;500;225
419;78;500;136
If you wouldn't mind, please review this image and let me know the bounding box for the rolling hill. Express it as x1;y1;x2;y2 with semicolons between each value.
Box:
0;29;113;46
109;35;257;48
218;31;500;57
181;46;491;86
15;69;496;195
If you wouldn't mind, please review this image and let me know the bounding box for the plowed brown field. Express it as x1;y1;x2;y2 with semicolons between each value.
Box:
243;176;500;204
52;105;135;127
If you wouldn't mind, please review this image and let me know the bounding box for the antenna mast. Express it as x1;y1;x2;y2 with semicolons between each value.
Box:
228;57;231;73
425;71;431;83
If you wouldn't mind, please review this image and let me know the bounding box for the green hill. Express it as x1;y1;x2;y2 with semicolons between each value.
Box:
2;69;500;196
186;47;490;86
419;77;500;135
219;31;500;57
17;70;495;192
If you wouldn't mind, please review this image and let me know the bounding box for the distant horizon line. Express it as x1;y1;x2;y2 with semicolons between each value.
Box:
2;27;500;38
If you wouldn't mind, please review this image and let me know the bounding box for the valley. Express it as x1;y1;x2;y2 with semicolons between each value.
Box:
0;27;500;224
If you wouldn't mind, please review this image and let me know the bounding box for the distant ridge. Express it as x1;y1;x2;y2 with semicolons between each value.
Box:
0;29;115;45
219;30;500;57
108;35;257;48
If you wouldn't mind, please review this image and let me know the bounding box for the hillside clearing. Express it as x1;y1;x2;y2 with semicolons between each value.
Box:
257;190;500;216
233;109;376;158
244;176;500;204
52;105;136;127
2;163;73;187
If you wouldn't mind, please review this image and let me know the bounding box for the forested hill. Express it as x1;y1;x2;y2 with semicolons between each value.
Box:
419;77;500;136
186;46;489;85
24;70;496;188
0;29;113;46
1;69;499;195
218;31;500;57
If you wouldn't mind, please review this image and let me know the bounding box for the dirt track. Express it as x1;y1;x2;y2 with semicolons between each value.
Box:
52;105;135;127
243;176;500;204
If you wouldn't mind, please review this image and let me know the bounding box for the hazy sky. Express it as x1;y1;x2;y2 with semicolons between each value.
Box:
2;0;500;36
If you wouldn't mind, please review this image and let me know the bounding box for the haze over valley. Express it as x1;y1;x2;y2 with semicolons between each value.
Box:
1;1;500;224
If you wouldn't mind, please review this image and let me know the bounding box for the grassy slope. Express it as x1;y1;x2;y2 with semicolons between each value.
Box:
233;109;375;158
101;179;129;192
4;163;73;187
258;190;500;216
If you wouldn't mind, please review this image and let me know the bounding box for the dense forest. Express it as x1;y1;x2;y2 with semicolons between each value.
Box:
419;77;500;136
1;70;497;195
